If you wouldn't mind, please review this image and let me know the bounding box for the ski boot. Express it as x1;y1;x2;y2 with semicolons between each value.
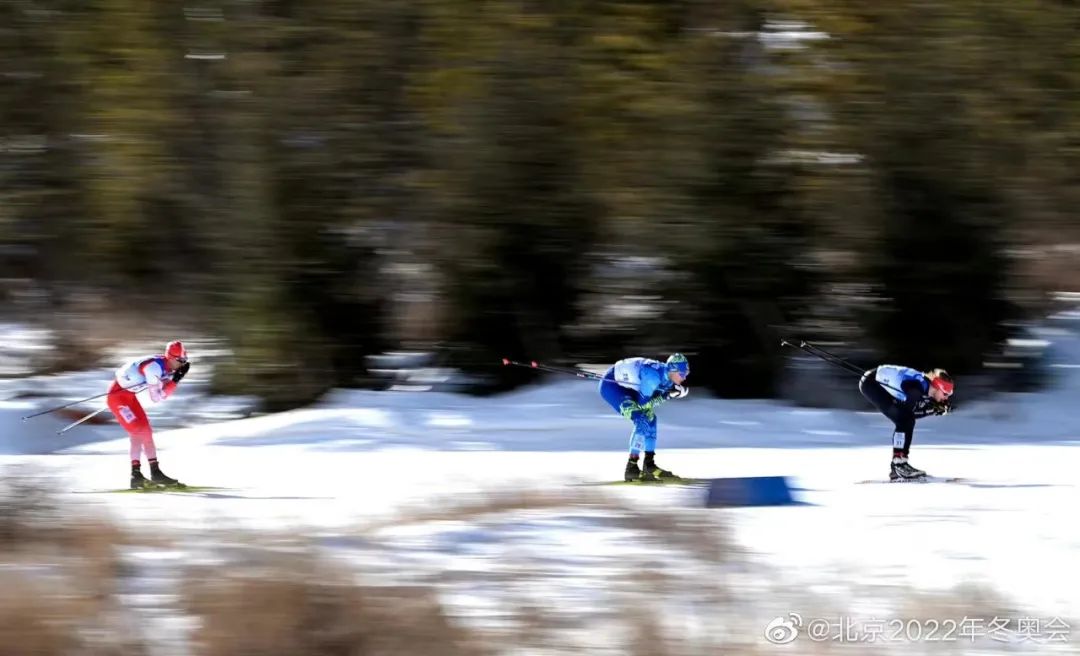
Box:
624;458;642;482
890;456;926;481
640;452;678;482
149;461;184;488
131;468;149;490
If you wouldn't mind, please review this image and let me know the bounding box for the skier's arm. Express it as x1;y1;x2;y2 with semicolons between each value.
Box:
899;379;925;410
638;366;663;399
142;361;175;403
616;366;666;415
639;368;690;412
902;378;945;419
912;399;936;418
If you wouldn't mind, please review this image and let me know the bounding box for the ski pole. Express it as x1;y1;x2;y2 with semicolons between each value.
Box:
21;382;148;421
501;358;605;381
781;338;909;396
800;341;866;375
57;406;109;435
501;358;639;387
780;338;866;375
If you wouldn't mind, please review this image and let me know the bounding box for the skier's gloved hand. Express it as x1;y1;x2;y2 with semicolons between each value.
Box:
641;394;668;414
172;361;190;384
932;400;952;416
664;384;689;400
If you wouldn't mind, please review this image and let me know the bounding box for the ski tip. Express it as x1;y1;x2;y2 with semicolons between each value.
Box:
501;358;510;366
530;360;538;368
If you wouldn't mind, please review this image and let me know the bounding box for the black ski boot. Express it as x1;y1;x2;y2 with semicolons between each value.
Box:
149;460;183;487
131;468;149;490
640;452;678;482
624;458;642;482
890;456;926;481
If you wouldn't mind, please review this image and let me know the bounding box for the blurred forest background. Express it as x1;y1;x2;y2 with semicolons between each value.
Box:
2;0;1079;409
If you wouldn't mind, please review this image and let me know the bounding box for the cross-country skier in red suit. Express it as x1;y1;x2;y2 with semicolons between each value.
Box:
106;340;190;489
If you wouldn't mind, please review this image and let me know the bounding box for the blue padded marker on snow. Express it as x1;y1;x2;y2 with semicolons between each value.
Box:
705;476;798;507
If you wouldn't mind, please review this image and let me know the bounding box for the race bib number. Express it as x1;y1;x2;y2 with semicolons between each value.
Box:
118;405;136;423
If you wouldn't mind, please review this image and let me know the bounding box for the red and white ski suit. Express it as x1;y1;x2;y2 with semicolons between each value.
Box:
106;356;177;463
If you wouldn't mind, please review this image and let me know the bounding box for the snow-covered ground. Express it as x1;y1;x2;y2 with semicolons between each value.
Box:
4;319;1080;653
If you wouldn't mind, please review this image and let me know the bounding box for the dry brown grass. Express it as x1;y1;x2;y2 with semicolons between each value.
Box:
0;569;149;656
0;468;126;554
0;470;145;656
183;547;485;656
0;572;83;656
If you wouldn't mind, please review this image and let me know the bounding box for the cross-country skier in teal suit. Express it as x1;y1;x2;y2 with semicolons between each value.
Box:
599;353;690;481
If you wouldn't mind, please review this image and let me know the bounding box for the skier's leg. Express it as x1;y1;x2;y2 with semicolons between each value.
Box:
599;375;633;415
600;376;639;452
858;372;898;417
640;411;657;457
860;374;916;459
107;385;151;487
628;409;656;457
600;375;650;480
142;433;158;463
135;425;180;485
873;397;924;478
128;434;142;466
889;412;925;478
893;413;915;458
639;413;675;479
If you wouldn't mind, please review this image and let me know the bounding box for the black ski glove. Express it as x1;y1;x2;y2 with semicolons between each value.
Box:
172;361;190;383
932;400;953;416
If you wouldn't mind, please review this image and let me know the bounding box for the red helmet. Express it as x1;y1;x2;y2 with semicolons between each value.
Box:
166;340;188;362
928;368;953;396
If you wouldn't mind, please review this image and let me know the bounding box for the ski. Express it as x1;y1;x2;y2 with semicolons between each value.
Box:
83;485;231;494
856;476;968;485
574;478;710;487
